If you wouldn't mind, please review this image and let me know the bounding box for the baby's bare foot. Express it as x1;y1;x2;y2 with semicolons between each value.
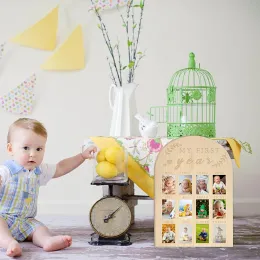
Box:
43;235;72;252
6;240;22;257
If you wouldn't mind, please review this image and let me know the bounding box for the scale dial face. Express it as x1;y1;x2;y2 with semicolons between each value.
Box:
89;196;132;238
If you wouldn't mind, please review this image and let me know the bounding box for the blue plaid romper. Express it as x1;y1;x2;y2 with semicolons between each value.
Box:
0;160;56;241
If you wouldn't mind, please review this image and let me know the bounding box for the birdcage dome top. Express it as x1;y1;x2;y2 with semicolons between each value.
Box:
168;53;216;89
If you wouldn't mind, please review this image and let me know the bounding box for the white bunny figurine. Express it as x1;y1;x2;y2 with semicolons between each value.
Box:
135;113;158;138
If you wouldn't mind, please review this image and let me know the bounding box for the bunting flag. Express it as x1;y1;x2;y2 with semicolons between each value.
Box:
0;74;36;115
10;6;58;50
41;25;85;71
0;43;5;60
89;0;129;10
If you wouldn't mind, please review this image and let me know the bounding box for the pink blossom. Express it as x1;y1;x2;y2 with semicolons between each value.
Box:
147;138;162;153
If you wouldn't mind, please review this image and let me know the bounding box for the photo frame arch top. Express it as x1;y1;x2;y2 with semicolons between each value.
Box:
154;136;233;247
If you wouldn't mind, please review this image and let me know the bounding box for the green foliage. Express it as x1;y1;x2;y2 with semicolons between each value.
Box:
128;61;135;68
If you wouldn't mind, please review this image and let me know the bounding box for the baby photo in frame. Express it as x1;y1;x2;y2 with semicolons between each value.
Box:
179;199;192;218
162;224;176;244
162;175;176;195
196;199;209;219
179;175;192;195
179;224;192;243
196;175;209;194
196;224;209;244
213;224;227;243
162;199;175;219
213;199;226;219
213;175;226;194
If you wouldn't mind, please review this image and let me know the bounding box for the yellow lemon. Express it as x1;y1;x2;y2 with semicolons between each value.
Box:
96;150;106;163
105;146;125;164
96;161;118;179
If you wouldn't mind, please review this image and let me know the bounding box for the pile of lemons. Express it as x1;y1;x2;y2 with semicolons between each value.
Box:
96;146;125;179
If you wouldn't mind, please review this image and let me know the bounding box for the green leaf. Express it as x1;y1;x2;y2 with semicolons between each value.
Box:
137;52;142;55
133;4;140;7
128;40;133;46
133;24;137;28
128;61;135;68
97;24;101;29
123;23;127;27
122;66;127;70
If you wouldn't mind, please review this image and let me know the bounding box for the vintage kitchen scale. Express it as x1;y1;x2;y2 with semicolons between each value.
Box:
88;146;133;246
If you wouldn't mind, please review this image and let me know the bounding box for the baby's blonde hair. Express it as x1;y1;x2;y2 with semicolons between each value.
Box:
164;176;174;182
165;200;173;206
182;178;192;189
7;118;47;143
213;200;224;209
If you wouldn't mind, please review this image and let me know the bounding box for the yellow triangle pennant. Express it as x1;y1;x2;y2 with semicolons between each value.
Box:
41;25;85;71
10;6;58;50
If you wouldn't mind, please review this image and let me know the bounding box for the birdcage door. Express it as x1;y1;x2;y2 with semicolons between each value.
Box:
148;106;168;124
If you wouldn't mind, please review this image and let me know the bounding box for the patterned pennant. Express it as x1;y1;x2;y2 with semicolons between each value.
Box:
0;74;36;115
89;0;129;10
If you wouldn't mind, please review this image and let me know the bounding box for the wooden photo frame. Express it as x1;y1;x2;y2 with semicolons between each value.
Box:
154;136;233;247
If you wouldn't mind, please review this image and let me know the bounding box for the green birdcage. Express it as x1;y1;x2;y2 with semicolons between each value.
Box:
149;52;216;138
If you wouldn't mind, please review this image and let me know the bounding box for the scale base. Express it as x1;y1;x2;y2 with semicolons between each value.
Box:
88;232;132;246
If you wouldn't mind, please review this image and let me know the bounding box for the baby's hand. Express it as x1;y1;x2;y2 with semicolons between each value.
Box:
81;145;97;159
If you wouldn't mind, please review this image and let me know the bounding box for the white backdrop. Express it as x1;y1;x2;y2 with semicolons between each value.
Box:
0;0;259;216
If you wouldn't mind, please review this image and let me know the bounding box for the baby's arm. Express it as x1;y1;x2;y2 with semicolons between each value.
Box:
54;146;97;178
197;184;201;193
213;183;216;192
221;209;226;215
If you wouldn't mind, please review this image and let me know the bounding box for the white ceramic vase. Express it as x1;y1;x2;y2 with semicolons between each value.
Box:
109;83;139;137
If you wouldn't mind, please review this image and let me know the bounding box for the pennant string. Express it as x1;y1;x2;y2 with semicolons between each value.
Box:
0;43;5;60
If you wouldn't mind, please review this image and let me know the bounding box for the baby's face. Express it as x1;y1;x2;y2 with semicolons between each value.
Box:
214;202;223;212
199;180;206;189
167;227;171;232
165;178;174;187
8;128;46;170
214;176;220;184
184;228;188;233
166;201;173;210
183;180;189;189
